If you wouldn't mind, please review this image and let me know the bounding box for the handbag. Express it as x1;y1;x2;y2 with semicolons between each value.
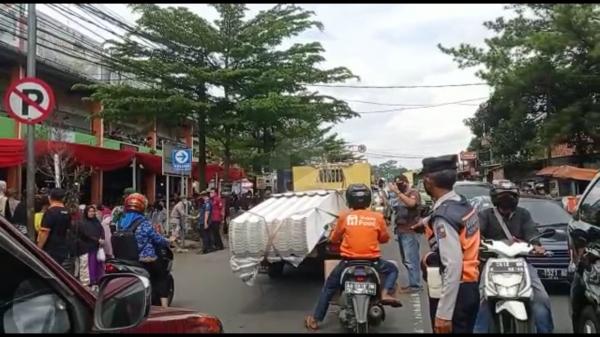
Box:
96;247;106;262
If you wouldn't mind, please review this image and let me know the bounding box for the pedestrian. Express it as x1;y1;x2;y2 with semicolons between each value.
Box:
419;154;480;334
170;195;188;248
6;189;28;237
34;193;50;236
5;188;20;222
197;190;214;254
111;187;136;233
100;213;114;259
388;174;423;293
37;188;73;267
150;200;167;235
209;188;225;251
0;180;6;218
76;205;106;291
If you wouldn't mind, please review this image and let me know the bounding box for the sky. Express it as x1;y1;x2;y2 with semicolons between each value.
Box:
39;4;508;169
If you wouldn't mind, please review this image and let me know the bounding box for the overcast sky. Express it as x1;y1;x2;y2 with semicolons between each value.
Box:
41;4;507;169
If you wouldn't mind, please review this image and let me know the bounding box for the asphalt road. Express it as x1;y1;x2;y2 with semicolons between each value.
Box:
170;235;572;333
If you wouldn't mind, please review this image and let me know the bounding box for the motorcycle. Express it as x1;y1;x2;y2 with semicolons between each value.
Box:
105;245;175;306
337;260;393;333
479;228;555;333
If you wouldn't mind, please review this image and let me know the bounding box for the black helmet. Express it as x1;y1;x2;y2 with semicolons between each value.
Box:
490;181;520;210
346;184;372;209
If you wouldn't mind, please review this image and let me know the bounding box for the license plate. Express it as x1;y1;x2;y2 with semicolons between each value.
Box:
344;281;377;295
538;268;566;280
489;261;526;273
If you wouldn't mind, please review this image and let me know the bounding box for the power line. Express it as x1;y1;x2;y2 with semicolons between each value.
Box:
343;99;429;107
356;97;488;114
306;82;489;89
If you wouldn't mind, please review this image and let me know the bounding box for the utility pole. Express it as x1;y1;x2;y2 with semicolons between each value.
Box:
25;3;36;241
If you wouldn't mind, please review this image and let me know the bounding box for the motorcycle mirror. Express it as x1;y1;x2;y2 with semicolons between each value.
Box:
529;228;556;243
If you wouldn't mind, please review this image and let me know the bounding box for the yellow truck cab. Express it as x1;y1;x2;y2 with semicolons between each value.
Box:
292;162;372;192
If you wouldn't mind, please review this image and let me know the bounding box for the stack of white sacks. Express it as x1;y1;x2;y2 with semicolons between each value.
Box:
229;190;346;285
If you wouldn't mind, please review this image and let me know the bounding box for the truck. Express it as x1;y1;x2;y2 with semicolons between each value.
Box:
228;162;372;284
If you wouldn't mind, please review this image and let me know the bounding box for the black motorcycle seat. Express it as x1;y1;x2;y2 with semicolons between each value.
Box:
343;259;379;266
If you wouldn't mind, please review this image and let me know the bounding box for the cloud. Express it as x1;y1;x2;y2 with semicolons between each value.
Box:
42;4;506;169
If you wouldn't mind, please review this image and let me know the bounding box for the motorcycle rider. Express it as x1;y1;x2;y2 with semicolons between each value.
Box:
474;182;554;333
117;192;175;308
419;154;481;333
304;184;401;331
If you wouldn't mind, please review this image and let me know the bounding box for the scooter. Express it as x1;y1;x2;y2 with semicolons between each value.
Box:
105;245;175;306
338;260;395;333
479;228;555;333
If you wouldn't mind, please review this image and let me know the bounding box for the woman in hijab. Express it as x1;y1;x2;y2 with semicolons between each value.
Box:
76;205;105;291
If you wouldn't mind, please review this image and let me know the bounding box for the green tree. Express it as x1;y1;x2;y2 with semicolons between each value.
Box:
76;3;357;186
440;4;600;164
372;160;407;181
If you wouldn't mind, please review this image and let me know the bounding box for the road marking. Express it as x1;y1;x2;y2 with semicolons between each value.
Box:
410;292;425;333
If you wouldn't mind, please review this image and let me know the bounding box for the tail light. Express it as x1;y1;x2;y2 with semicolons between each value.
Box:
355;276;366;282
105;263;117;273
186;316;223;333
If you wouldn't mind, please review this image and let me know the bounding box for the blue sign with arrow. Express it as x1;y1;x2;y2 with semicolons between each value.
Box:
171;148;192;172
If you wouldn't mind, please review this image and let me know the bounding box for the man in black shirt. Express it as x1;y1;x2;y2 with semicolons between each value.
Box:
37;188;72;265
474;182;554;333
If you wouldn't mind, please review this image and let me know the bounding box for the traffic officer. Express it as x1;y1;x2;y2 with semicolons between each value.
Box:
420;154;481;333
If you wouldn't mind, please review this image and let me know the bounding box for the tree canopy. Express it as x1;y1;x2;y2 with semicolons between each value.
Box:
440;4;600;164
75;4;358;187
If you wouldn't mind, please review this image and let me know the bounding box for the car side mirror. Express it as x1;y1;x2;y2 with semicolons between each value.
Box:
93;274;152;332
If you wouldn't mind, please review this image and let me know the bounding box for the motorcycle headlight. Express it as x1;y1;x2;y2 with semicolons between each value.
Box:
489;273;523;298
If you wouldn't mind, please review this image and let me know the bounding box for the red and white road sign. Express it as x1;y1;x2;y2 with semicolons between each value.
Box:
3;77;55;125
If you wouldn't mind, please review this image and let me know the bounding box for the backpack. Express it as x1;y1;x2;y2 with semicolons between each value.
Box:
111;218;144;261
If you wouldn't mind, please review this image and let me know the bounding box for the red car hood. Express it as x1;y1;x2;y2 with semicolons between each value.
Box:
126;306;223;333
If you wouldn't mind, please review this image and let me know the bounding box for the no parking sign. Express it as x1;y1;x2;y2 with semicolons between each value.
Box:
3;77;55;125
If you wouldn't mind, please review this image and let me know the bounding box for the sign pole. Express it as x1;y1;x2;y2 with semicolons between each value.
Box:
25;3;36;241
166;175;170;236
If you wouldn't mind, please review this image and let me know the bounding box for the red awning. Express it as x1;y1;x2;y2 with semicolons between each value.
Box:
0;138;26;168
0;138;247;180
35;140;136;171
135;152;162;175
536;166;560;176
537;165;598;181
553;166;598;181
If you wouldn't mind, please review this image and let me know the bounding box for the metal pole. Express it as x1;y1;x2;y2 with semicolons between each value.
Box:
165;176;170;235
132;157;137;191
25;3;36;241
180;174;185;249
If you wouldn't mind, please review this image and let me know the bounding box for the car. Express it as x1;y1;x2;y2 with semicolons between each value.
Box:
465;194;571;284
568;171;600;333
519;197;571;283
0;215;223;334
453;180;493;200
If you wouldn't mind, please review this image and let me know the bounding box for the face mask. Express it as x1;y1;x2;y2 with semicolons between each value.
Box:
497;195;518;212
424;179;433;197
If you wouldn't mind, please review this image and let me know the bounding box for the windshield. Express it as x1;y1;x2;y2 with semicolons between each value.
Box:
454;184;491;199
518;199;572;226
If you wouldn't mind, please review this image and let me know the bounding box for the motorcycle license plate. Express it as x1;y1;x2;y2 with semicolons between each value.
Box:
345;281;377;295
489;261;526;273
538;268;566;280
